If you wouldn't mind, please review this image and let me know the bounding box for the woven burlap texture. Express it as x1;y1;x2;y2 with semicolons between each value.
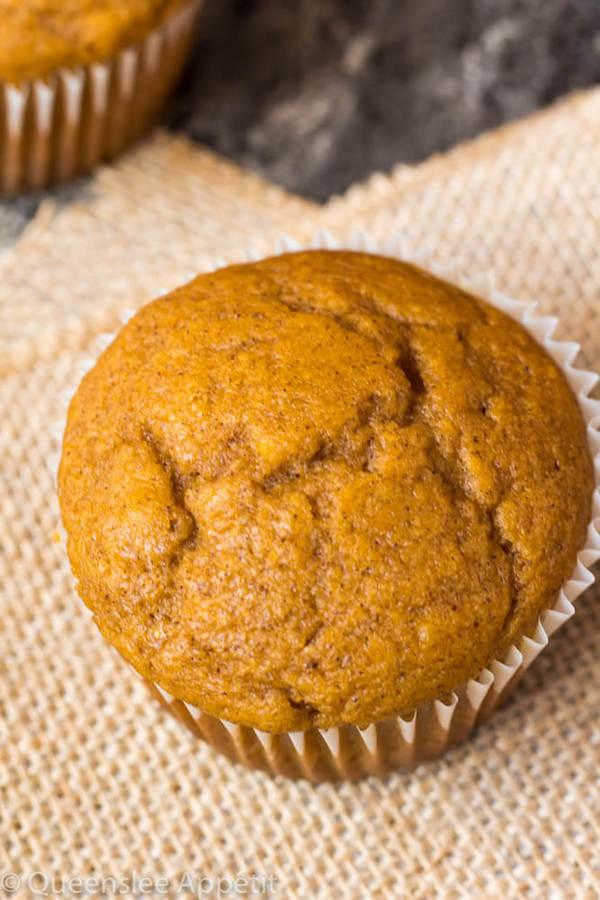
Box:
1;89;600;898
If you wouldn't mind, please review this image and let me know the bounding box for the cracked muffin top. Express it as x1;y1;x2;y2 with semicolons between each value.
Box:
0;0;189;82
58;251;594;732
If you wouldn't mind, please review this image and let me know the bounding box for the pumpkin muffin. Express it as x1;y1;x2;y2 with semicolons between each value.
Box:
0;0;200;194
58;251;594;740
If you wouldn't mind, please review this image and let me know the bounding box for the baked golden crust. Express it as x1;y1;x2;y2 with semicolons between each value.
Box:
0;0;188;82
58;251;594;731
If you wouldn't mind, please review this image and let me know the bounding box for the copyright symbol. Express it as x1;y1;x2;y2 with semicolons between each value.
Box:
0;873;20;895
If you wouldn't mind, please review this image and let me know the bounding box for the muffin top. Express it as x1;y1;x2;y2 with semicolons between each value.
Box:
0;0;189;83
58;251;594;732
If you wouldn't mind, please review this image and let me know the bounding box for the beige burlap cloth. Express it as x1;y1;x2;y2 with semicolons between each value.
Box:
1;89;600;898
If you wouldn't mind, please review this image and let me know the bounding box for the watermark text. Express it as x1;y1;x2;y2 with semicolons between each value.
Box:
0;871;278;897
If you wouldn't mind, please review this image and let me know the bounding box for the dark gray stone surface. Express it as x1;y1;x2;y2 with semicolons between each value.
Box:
170;0;600;201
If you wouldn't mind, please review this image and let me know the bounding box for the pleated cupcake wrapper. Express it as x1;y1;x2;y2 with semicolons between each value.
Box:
0;0;201;195
52;230;600;781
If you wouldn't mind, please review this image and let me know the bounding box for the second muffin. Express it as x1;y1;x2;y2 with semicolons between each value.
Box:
0;0;201;193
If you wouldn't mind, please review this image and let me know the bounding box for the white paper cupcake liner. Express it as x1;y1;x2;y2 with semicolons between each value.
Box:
53;230;600;781
0;0;202;195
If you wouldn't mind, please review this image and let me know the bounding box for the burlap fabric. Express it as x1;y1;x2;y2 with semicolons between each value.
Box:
1;90;599;897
